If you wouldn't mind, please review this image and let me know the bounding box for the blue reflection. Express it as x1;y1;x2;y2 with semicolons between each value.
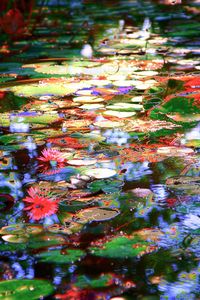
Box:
122;161;152;181
103;129;130;146
159;264;200;300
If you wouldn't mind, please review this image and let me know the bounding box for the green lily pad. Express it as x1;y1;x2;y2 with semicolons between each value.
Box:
150;97;200;121
0;279;54;300
28;233;66;249
9;82;78;97
87;179;123;194
36;249;85;264
89;235;151;259
1;235;28;243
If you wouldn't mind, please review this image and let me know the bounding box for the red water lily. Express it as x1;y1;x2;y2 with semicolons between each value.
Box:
37;148;66;175
23;187;59;220
0;8;25;37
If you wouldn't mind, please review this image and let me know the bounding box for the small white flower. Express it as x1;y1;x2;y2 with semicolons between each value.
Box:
81;44;93;58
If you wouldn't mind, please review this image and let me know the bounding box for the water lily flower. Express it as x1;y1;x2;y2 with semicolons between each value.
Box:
37;148;66;174
23;187;59;220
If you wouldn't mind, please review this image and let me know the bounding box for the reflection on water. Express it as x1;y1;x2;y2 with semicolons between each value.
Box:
0;0;200;299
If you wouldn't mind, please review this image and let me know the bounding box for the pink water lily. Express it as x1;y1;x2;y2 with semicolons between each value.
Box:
37;148;66;175
23;187;59;220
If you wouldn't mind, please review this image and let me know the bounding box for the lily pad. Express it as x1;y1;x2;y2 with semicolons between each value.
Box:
80;103;104;110
93;120;124;128
166;176;200;195
0;279;54;300
76;207;120;223
36;249;85;264
1;234;28;243
73;96;105;103
103;111;136;118
156;146;194;157
106;103;143;111
67;159;97;166
10;82;78;97
84;168;117;179
0;224;43;235
87;179;123;193
89;235;152;259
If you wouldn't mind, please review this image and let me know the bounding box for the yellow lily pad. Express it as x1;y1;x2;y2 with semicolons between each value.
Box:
103;111;136;118
80;103;105;110
73;96;105;103
93;120;124;128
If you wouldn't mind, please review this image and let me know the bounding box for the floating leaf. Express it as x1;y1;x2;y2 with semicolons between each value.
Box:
103;111;136;118
106;103;143;111
133;71;158;77
156;146;194;157
9;82;78;97
88;179;123;193
67;159;97;166
36;249;85;264
47;222;83;235
84;168;117;179
80;104;104;110
76;207;120;223
131;96;144;103
28;233;66;249
166;176;200;195
93;120;124;128
1;234;28;243
0;279;54;300
0;224;43;235
89;235;153;259
63;119;92;130
73;96;105;103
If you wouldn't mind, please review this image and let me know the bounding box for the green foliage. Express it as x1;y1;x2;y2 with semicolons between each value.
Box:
87;179;123;194
0;279;54;300
36;249;85;264
89;236;150;259
75;274;113;289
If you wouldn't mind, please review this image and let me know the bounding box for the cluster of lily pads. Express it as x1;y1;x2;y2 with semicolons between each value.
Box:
0;0;200;299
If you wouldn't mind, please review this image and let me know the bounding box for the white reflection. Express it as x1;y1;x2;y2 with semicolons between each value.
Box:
10;122;29;133
183;214;200;230
103;129;130;146
81;44;93;58
23;136;37;152
122;161;152;181
150;184;169;202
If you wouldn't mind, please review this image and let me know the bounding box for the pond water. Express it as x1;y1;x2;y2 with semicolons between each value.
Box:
0;0;200;299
